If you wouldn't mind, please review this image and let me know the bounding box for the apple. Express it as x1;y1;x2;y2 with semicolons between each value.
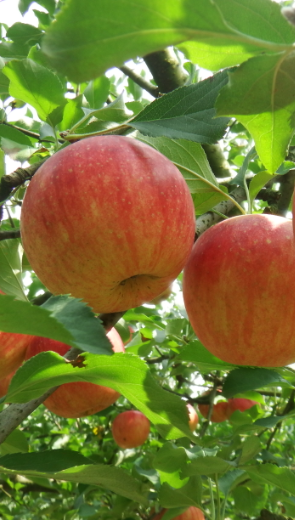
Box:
227;398;259;417
198;401;229;423
25;327;125;418
149;284;173;304
183;214;295;367
111;410;150;449
186;403;198;431
154;507;205;520
21;135;195;314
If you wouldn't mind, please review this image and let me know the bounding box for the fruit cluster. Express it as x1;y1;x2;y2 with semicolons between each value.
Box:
198;396;259;423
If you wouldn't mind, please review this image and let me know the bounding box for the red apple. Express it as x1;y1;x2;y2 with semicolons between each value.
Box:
183;214;295;367
21;136;195;314
186;403;198;431
198;401;229;423
25;327;125;418
227;398;259;417
111;410;150;449
154;507;205;520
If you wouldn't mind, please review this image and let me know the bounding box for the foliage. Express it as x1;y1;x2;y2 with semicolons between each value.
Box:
0;0;295;519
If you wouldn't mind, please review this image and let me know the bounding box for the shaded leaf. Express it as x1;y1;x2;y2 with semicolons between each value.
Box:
247;464;295;496
223;368;292;398
159;476;202;509
0;429;28;456
176;341;235;372
0;294;112;355
0;240;27;301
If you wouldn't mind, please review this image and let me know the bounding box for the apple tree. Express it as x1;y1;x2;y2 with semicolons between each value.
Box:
1;0;295;519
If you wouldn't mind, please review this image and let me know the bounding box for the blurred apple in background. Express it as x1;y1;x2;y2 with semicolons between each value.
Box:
112;410;150;449
153;506;205;520
186;403;198;431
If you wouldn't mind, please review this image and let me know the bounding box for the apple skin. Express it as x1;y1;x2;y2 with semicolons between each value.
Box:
183;214;295;367
227;398;259;417
198;401;229;423
111;410;150;449
21;136;195;314
149;284;173;304
186;403;198;431
25;327;125;418
154;507;205;520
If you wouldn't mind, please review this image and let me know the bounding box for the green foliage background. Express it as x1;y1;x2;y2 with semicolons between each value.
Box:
1;0;295;519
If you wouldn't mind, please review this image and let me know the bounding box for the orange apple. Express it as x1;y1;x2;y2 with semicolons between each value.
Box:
111;410;150;449
21;136;195;314
198;401;229;423
154;507;205;520
25;328;125;418
183;214;295;367
149;284;173;304
186;403;198;431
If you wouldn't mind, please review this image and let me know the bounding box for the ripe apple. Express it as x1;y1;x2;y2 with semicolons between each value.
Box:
25;327;125;418
111;410;150;449
154;507;205;520
149;284;173;304
227;398;259;417
198;401;229;423
183;214;295;367
21;136;195;314
186;403;198;431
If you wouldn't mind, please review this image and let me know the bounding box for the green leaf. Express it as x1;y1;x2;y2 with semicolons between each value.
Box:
232;483;268;517
130;73;230;144
136;135;230;214
0;429;28;456
223;368;292;398
247;464;295;496
58;96;84;132
249;171;273;204
19;0;56;16
254;415;290;428
0;149;5;179
0;294;112;355
177;341;235;372
6;23;43;47
239;436;261;465
41;0;295;83
3;58;66;125
0;451;147;504
185;456;236;476
83;76;110;109
6;351;194;440
216;54;295;173
0;123;35;161
159;476;202;509
230;146;257;187
0;240;27;301
218;469;247;497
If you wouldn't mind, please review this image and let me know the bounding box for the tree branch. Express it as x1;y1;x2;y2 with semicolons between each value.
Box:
144;48;188;93
0;229;20;240
119;65;159;97
0;160;47;203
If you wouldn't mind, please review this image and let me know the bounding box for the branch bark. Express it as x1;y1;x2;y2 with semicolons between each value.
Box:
119;65;159;97
144;48;188;93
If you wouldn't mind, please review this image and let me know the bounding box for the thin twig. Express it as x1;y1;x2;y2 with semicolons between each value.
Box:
119;65;159;97
0;229;20;240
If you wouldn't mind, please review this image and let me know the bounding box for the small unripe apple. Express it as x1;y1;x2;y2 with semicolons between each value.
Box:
198;401;229;423
25;328;125;418
21;136;195;314
111;410;150;449
186;403;198;431
183;214;295;367
227;398;259;418
154;506;205;520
